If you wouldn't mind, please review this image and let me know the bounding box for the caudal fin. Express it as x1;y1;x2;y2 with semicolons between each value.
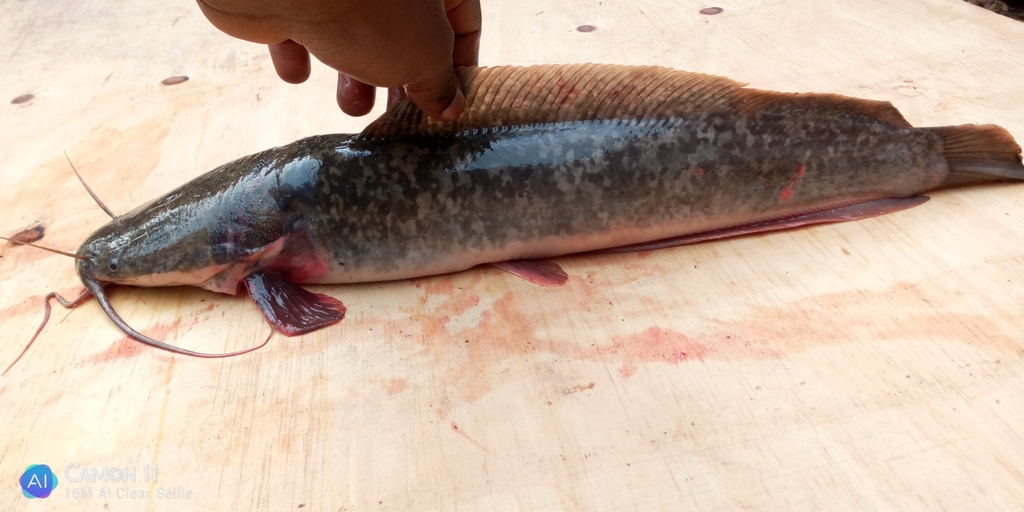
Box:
932;124;1024;185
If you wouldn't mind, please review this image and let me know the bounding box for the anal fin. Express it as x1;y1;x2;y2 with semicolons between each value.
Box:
243;272;346;336
596;196;929;254
489;260;569;286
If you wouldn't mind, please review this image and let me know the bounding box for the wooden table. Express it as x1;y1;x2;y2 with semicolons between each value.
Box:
2;0;1023;509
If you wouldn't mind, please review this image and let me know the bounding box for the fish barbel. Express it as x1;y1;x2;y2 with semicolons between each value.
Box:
20;64;1024;356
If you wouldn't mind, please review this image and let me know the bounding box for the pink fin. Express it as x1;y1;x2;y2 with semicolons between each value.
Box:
490;260;568;286
597;196;930;254
243;272;346;336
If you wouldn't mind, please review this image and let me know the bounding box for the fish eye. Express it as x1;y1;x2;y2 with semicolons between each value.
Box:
108;259;119;272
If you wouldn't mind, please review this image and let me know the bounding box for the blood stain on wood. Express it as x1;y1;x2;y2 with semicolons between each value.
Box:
408;274;483;343
88;336;144;363
87;319;183;364
386;378;408;395
449;420;489;451
576;24;597;32
561;382;596;395
0;293;53;321
422;275;459;296
622;261;663;278
279;255;1024;411
700;7;724;15
6;225;45;245
587;328;711;381
618;362;637;378
161;76;189;86
11;94;34;104
416;264;1024;400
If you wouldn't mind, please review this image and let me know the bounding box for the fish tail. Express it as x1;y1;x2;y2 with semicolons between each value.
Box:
931;124;1024;185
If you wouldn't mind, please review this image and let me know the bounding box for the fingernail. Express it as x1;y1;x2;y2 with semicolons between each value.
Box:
440;87;466;122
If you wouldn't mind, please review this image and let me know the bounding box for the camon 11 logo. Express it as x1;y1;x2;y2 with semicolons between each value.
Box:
20;464;58;499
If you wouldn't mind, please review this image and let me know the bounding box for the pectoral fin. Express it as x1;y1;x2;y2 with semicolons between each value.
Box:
489;260;569;286
597;196;930;254
243;272;346;336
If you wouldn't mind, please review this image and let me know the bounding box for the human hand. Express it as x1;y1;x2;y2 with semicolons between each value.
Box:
197;0;482;120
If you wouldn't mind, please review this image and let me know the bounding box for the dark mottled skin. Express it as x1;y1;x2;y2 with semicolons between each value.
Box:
309;109;947;280
77;109;951;290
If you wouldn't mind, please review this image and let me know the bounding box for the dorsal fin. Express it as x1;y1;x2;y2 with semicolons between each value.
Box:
359;64;913;139
733;90;912;128
360;64;746;138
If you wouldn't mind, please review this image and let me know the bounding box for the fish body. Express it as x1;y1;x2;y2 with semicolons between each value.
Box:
64;64;1024;349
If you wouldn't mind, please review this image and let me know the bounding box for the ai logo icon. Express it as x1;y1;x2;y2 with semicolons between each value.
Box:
20;464;58;499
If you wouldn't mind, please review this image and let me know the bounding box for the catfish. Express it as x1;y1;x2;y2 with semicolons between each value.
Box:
4;64;1023;371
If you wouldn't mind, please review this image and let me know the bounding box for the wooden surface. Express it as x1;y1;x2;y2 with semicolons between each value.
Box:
2;0;1024;510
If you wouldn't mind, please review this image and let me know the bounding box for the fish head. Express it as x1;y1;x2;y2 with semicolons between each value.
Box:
76;208;289;295
73;154;305;294
73;136;339;294
70;220;279;360
74;214;238;291
75;216;276;296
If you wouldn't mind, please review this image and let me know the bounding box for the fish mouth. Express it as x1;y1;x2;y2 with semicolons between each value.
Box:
81;278;269;358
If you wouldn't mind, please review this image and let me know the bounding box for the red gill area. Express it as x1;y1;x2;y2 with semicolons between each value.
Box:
268;251;331;283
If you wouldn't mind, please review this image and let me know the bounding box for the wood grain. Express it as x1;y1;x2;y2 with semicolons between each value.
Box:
2;0;1023;510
